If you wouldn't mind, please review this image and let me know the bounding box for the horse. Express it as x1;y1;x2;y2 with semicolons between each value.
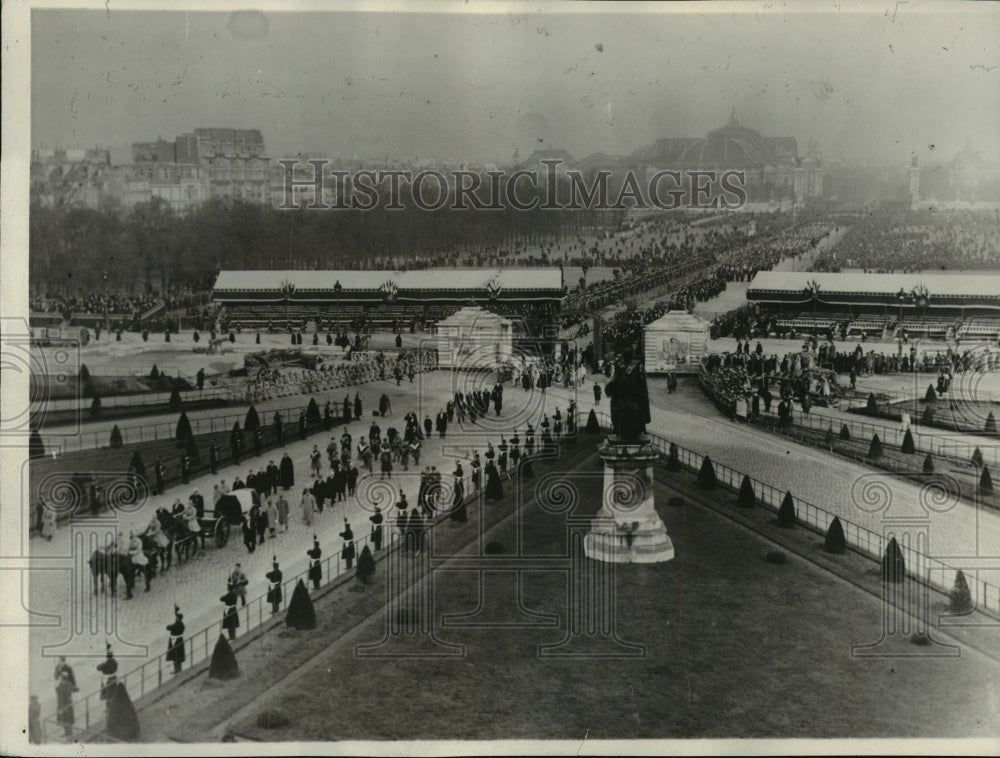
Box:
156;509;197;565
88;550;138;599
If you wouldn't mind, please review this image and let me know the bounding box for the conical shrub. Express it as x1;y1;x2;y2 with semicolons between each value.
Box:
972;447;984;469
839;423;851;441
949;570;973;614
737;475;755;508
585;409;600;434
175;412;193;443
209;635;240;680
244;405;261;432
824;516;846;553
105;682;140;741
980;465;994;494
149;364;160;380
109;424;123;449
868;433;883;460
79;363;91;382
285;579;316;630
697;456;716;490
986;412;997;436
925;384;937;402
129;451;146;479
922;406;935;426
866;393;878;413
168;387;181;409
882;537;906;583
306;398;321;425
922;453;934;473
777;491;796;528
901;429;915;454
823;426;834;448
356;545;375;584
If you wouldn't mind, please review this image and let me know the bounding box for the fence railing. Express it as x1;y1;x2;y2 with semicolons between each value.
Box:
607;411;1000;620
39;366;439;455
698;368;1000;469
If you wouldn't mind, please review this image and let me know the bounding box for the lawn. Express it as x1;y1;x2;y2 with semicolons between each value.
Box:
225;455;1000;741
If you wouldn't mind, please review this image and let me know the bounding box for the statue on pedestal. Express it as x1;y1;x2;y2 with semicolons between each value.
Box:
604;350;651;442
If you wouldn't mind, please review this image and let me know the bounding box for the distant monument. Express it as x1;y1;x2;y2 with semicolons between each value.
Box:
585;351;674;563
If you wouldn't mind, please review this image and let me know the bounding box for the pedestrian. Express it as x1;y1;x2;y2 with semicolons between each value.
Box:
265;496;279;539
229;563;249;606
310;445;322;477
54;656;76;688
276;491;289;533
301;487;315;526
266;559;283;615
221;587;240;641
55;671;75;740
307;537;322;590
166;605;185;674
593;382;602;404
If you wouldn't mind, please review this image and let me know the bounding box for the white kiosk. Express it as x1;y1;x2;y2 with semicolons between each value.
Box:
435;306;513;370
643;310;709;374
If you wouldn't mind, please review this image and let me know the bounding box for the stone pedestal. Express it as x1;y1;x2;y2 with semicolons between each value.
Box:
583;436;674;564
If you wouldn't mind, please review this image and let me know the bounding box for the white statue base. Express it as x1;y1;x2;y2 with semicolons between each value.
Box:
584;436;675;564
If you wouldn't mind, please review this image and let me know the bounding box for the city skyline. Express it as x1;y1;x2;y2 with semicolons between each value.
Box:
29;4;1000;168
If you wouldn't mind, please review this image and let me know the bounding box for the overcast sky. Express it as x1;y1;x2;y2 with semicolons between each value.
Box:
29;3;1000;166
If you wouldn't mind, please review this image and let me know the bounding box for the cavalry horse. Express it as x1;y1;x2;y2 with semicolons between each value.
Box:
156;508;201;564
88;549;139;599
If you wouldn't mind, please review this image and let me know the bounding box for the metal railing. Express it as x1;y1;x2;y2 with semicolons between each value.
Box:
39;366;439;454
609;411;1000;620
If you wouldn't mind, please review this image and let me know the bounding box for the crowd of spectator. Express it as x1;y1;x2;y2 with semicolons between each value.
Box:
812;207;1000;273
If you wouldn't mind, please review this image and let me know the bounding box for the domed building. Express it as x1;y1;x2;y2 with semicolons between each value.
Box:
630;111;824;203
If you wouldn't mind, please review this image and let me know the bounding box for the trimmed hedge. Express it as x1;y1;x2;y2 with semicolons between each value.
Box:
777;491;796;528
824;516;846;554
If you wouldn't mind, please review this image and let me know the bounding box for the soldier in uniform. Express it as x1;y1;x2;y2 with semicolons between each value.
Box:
97;645;117;707
181;452;192;484
266;559;283;615
154;456;166;495
370;506;384;550
342;538;356;570
307;537;323;590
254;427;263;457
166;606;185;674
221;586;240;641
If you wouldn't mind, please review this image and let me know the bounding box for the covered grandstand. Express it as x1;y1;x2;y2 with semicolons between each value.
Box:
211;268;566;334
746;271;1000;341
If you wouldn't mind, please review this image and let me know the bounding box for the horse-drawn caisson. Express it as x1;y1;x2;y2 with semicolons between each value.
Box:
87;489;254;599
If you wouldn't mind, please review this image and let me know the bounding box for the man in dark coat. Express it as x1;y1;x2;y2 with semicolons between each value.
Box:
343;395;352;421
354;392;363;419
166;606;185;674
436;410;447;438
424;415;433;438
307;537;323;590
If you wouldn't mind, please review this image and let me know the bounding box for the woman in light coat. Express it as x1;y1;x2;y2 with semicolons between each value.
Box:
301;488;316;526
